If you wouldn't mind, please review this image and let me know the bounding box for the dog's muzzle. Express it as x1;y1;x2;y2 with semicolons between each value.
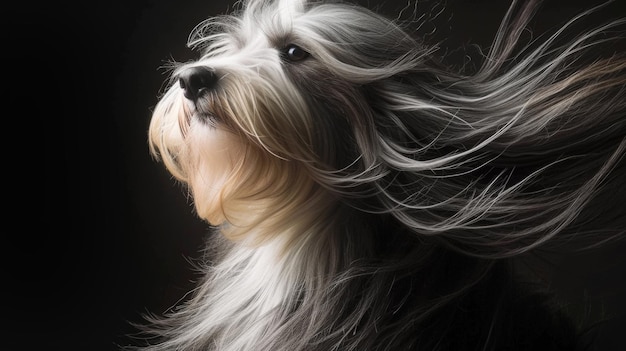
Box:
178;66;218;102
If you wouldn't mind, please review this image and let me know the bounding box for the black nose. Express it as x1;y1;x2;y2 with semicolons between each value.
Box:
178;66;218;101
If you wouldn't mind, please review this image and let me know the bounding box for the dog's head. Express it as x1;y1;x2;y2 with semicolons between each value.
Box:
149;0;626;255
149;0;441;243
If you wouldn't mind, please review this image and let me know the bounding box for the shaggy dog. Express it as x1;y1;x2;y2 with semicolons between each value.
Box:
133;0;625;349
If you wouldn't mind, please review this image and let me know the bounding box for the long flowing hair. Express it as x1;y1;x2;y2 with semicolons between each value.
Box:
131;0;626;350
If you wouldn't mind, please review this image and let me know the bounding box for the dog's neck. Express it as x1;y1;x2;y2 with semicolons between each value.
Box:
174;212;478;350
196;218;350;349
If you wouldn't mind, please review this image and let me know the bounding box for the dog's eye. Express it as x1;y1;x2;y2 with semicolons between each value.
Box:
282;44;309;62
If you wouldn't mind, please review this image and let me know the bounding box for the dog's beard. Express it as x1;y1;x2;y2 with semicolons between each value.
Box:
149;75;335;245
184;120;245;226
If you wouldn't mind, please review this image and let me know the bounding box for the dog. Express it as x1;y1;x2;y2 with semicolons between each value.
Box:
132;0;626;350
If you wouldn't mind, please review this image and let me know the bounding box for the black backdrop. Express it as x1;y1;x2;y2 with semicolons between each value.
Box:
22;0;626;349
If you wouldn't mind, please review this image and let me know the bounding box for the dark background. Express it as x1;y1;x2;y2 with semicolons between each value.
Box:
14;0;624;349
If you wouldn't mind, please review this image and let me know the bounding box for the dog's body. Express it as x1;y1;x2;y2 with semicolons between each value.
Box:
133;0;626;350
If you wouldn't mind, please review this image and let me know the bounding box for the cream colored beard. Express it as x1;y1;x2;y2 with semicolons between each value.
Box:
185;121;246;226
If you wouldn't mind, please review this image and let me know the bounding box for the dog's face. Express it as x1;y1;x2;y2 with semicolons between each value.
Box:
149;0;431;243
